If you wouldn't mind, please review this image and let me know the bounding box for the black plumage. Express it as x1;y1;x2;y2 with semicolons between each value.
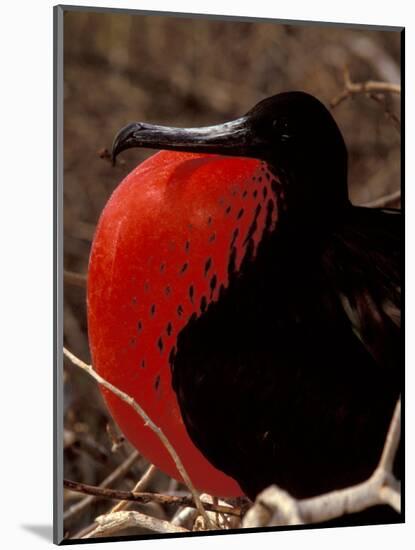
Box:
172;204;401;501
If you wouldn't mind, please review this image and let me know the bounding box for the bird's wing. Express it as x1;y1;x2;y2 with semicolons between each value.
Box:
322;206;401;370
171;205;402;500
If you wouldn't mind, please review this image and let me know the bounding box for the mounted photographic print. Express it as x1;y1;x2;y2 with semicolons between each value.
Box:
54;4;404;544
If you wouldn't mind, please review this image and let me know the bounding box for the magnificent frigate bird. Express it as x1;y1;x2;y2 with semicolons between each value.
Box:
88;92;401;523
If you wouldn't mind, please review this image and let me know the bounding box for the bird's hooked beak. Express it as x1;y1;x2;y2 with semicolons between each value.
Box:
111;117;256;165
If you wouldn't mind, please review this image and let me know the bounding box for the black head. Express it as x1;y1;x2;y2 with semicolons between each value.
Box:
242;92;349;212
112;91;349;212
244;92;347;167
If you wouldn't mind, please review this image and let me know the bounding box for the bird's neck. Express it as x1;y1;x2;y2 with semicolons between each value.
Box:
270;156;350;226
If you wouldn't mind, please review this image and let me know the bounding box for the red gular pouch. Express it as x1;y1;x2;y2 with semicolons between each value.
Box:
87;150;280;496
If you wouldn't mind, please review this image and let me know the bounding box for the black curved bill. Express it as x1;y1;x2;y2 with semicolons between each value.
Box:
111;117;253;165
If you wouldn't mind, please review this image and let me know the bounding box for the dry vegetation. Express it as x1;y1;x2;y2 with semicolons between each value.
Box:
62;10;401;540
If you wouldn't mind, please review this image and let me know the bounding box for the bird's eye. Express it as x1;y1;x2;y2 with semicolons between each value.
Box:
272;118;291;141
272;118;289;130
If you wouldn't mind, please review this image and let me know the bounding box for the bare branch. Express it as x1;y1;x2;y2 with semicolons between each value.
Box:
194;494;242;531
64;450;139;522
171;506;198;529
84;510;189;538
244;398;401;527
378;399;401;473
106;422;126;452
331;67;401;108
368;93;401;132
243;486;302;527
64;270;87;289
63;347;213;529
111;463;158;513
361;189;401;209
64;479;242;517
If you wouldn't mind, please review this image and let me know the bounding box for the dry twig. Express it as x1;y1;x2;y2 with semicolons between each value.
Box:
331;66;401;108
193;494;241;531
171;506;198;529
84;510;190;538
361;189;401;209
368;93;401;132
111;464;158;513
243;398;401;527
64;450;139;522
63;347;213;529
64;269;87;289
106;422;126;452
63;479;241;517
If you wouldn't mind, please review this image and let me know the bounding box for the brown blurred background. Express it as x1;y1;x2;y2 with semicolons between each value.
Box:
63;9;401;538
